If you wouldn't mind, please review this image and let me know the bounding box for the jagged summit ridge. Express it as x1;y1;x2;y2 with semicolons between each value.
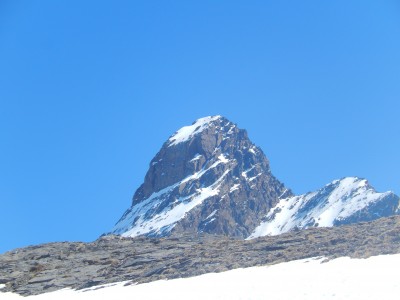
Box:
112;116;289;238
249;176;400;238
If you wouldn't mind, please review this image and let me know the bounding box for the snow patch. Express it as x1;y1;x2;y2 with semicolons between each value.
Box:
119;186;219;237
230;184;240;193
168;116;221;147
190;154;202;162
181;155;229;184
217;154;229;163
205;210;217;220
202;217;216;226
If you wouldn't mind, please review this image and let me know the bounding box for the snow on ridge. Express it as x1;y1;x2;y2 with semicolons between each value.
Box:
4;253;400;300
119;184;219;238
248;176;395;239
113;154;231;237
168;116;222;147
181;154;229;184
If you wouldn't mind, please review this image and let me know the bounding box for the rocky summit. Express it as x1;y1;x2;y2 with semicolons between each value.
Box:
112;116;291;238
111;115;399;239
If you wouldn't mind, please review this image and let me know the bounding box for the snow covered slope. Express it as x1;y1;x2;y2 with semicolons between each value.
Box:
112;153;231;237
249;177;400;238
3;253;400;300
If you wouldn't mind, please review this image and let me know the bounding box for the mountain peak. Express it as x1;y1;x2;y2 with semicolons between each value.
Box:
330;176;368;187
168;115;222;147
112;116;289;238
167;115;233;147
249;176;399;239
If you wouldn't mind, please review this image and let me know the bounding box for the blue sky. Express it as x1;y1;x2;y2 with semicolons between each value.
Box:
1;1;399;253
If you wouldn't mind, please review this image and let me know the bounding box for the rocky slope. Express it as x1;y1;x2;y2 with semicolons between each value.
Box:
2;215;400;296
112;116;290;238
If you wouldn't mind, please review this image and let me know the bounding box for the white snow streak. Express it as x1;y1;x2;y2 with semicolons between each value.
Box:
113;154;231;237
189;154;202;162
230;184;240;193
248;173;262;182
241;166;256;180
205;210;217;220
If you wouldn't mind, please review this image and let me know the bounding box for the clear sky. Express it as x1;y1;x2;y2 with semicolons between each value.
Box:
1;1;399;254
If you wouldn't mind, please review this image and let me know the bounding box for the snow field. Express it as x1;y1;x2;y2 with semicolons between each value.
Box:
2;253;400;300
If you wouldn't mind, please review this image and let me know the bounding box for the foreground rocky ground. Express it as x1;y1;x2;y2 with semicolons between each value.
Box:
1;215;400;296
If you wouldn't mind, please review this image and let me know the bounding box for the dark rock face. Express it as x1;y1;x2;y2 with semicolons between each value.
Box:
112;116;291;238
3;215;400;296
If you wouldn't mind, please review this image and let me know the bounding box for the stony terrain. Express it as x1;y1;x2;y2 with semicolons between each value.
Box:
2;215;400;296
